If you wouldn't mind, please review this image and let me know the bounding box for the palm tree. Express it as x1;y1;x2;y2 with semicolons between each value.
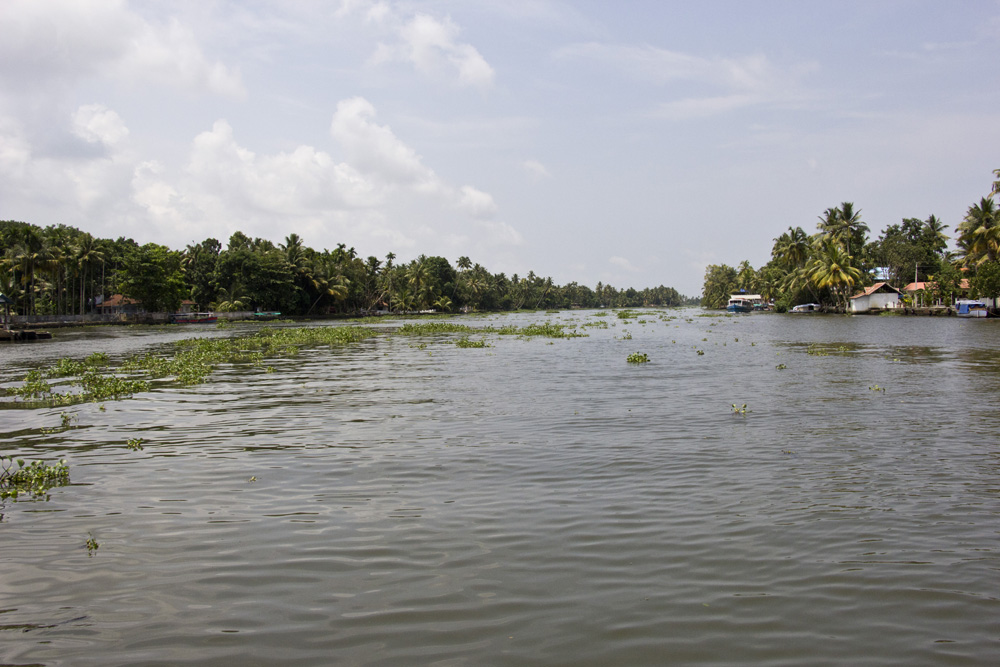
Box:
75;233;104;316
808;241;862;310
818;202;868;258
306;272;349;315
211;285;249;312
957;197;999;267
772;226;810;271
407;259;433;309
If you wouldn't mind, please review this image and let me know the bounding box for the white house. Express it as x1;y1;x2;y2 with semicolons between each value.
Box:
849;282;901;313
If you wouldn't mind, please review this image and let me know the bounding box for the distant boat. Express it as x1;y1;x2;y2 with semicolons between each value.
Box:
790;303;821;313
955;300;988;318
726;298;753;313
170;312;218;324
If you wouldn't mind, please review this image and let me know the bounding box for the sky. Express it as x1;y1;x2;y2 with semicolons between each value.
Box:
2;1;999;297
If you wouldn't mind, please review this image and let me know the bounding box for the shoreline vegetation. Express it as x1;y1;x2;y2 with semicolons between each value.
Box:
702;169;1000;313
1;223;697;328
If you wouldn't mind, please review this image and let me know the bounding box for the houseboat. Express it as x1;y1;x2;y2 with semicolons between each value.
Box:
726;293;762;313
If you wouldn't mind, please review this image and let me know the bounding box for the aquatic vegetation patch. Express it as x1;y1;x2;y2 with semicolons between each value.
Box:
455;337;491;348
0;455;70;501
395;322;477;336
731;403;748;416
493;323;586;338
4;326;379;408
626;352;649;363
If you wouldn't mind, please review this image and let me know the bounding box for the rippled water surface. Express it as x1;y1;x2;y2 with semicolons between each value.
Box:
2;311;999;666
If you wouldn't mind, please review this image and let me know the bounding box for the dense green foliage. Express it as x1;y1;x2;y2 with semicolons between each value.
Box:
703;169;1000;311
0;223;696;318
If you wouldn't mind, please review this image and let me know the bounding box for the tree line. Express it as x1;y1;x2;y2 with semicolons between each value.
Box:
702;169;1000;311
0;225;697;317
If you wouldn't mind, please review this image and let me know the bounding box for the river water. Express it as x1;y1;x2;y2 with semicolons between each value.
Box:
1;310;998;666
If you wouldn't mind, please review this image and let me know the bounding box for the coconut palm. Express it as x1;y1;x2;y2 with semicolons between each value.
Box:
75;233;104;315
818;202;868;258
211;285;249;312
808;241;862;310
957;197;1000;267
772;226;811;270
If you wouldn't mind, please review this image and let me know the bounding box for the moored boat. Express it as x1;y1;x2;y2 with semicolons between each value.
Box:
955;300;988;318
170;312;218;324
726;298;752;313
790;303;821;313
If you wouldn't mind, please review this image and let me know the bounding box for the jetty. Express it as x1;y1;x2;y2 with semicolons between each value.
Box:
0;329;53;342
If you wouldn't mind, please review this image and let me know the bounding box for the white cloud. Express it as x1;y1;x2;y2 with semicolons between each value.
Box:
329;97;502;221
457;185;498;218
132;160;182;222
330;97;437;188
368;11;495;88
555;42;814;119
72;104;130;146
522;159;551;180
186;119;375;215
116;18;245;98
0;0;243;97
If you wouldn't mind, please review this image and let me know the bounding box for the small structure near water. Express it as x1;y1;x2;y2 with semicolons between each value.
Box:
849;282;902;313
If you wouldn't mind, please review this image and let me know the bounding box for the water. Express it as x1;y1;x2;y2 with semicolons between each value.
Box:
1;311;999;666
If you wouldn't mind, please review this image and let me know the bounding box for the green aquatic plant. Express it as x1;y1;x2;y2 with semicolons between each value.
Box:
0;455;70;501
620;330;632;340
455;337;490;348
626;352;649;363
6;370;53;401
40;412;78;434
86;534;99;556
396;322;476;336
696;350;705;355
776;364;787;370
869;385;886;393
4;325;380;408
731;403;748;416
126;438;144;451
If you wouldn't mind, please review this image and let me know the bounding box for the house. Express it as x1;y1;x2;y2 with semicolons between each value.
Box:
96;294;144;315
902;279;970;307
849;282;901;313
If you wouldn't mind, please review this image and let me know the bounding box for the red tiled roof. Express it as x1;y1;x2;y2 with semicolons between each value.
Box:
850;282;901;299
904;279;970;292
100;294;140;307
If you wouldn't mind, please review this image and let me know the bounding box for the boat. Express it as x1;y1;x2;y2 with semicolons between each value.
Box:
790;303;821;313
170;312;218;324
726;298;752;313
727;293;762;313
955;299;988;318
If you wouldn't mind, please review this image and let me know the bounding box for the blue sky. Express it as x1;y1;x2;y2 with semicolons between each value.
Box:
2;0;998;296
